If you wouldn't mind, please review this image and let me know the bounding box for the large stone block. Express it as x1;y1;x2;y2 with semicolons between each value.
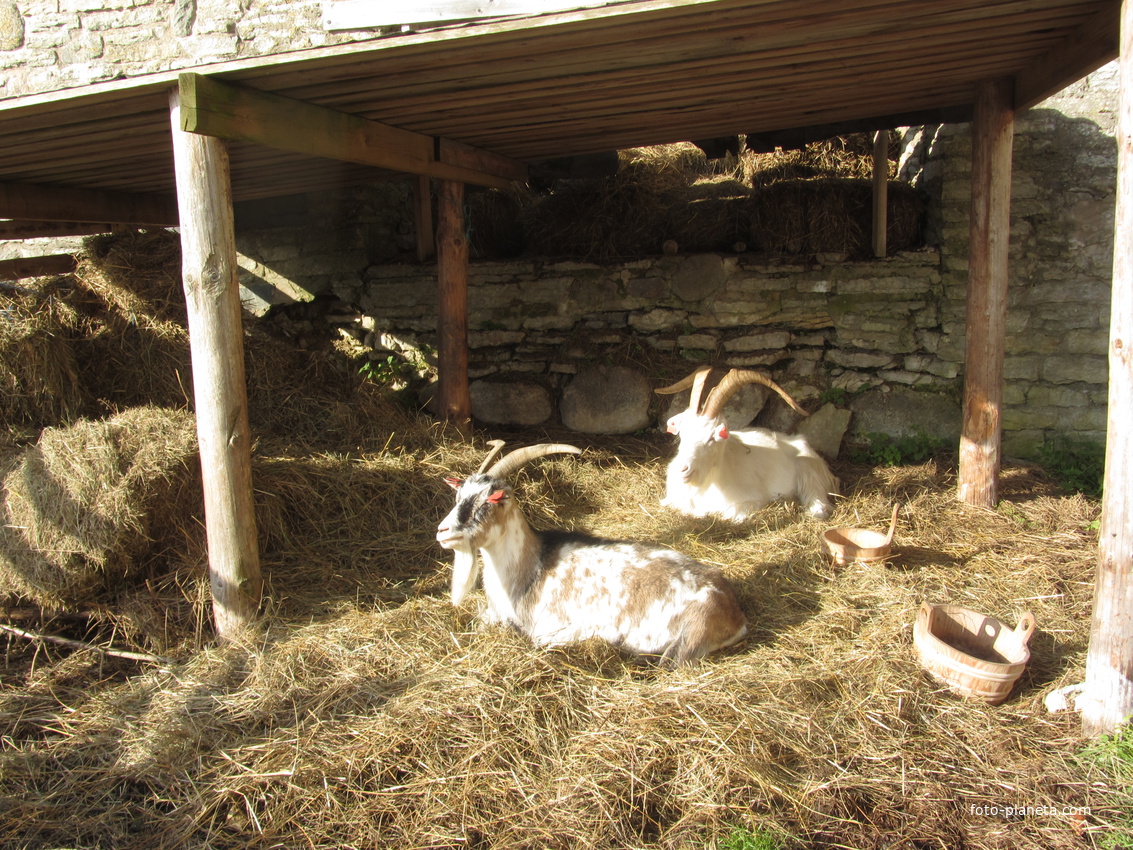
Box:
0;2;24;50
848;387;960;441
470;380;553;426
671;254;725;301
560;365;652;434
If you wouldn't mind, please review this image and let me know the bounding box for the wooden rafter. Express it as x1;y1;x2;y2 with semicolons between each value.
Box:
177;73;528;190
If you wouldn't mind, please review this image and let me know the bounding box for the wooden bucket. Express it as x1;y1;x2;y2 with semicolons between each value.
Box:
913;602;1036;705
823;503;899;565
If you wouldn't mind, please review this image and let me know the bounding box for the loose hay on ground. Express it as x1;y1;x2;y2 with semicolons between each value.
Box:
0;428;1116;849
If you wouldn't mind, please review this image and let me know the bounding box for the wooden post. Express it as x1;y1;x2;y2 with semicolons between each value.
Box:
1082;0;1133;737
415;174;435;262
872;130;889;258
958;77;1014;508
169;88;263;638
436;179;471;427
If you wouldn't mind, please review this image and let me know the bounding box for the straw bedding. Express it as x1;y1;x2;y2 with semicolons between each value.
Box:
0;428;1117;849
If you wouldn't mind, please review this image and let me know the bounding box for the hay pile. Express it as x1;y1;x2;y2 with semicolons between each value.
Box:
472;136;926;260
0;405;199;610
0;277;86;430
0;430;1121;849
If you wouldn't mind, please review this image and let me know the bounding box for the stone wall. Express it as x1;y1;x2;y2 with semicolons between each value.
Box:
0;0;380;98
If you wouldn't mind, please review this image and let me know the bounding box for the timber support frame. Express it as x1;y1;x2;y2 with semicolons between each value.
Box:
958;76;1014;508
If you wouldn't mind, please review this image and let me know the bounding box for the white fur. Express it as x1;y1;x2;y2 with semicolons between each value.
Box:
437;472;747;665
664;413;838;521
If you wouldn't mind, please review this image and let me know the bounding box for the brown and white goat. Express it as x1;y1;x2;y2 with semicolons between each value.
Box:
657;366;839;521
435;442;748;666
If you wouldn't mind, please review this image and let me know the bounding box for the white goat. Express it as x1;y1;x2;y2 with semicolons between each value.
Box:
657;367;838;521
435;441;748;666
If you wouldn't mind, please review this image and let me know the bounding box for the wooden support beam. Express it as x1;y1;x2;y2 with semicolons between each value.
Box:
178;73;527;191
415;175;435;262
436;178;471;428
169;88;263;640
0;180;178;226
958;77;1014;509
872;129;888;258
0;220;120;240
0;254;76;281
1082;0;1133;738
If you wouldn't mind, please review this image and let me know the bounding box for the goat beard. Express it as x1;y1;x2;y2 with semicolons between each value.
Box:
449;544;481;606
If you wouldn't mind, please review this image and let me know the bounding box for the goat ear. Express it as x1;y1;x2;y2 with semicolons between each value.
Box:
716;424;730;441
487;489;508;504
444;477;462;490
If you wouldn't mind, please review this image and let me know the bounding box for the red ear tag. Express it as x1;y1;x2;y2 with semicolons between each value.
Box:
487;490;507;504
666;421;678;435
716;424;730;440
444;477;462;490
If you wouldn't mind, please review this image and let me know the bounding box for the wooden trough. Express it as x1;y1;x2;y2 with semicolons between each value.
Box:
913;602;1037;705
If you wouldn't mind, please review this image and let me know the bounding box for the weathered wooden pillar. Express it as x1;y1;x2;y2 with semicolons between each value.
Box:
169;88;263;638
872;129;888;258
1082;0;1133;737
436;178;471;427
958;77;1014;508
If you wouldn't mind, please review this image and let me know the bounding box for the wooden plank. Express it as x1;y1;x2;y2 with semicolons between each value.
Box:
169;88;263;640
958;77;1014;508
436;178;471;428
1016;1;1121;110
0;180;178;225
178;73;525;190
325;0;616;29
437;137;529;183
0;220;117;239
872;130;888;258
1081;0;1133;738
0;254;76;281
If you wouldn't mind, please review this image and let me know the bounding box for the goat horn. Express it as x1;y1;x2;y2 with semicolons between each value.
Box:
476;439;508;474
701;369;808;421
487;443;582;480
654;365;713;415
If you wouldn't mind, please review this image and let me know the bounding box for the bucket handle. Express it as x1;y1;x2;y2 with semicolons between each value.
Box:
883;503;900;547
919;601;935;631
1014;612;1037;645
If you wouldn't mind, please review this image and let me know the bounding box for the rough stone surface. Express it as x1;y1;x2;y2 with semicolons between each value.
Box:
796;403;853;460
469;380;553;426
671;254;725;301
847;388;961;442
0;2;23;50
560;366;652;434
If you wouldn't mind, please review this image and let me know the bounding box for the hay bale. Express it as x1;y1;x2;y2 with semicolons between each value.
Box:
0;405;199;608
750;178;925;257
0;278;87;429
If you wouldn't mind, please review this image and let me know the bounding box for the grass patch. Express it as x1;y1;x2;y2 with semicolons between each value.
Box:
847;430;951;466
1038;434;1105;497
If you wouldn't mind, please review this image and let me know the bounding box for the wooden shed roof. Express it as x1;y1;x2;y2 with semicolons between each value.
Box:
0;0;1120;218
